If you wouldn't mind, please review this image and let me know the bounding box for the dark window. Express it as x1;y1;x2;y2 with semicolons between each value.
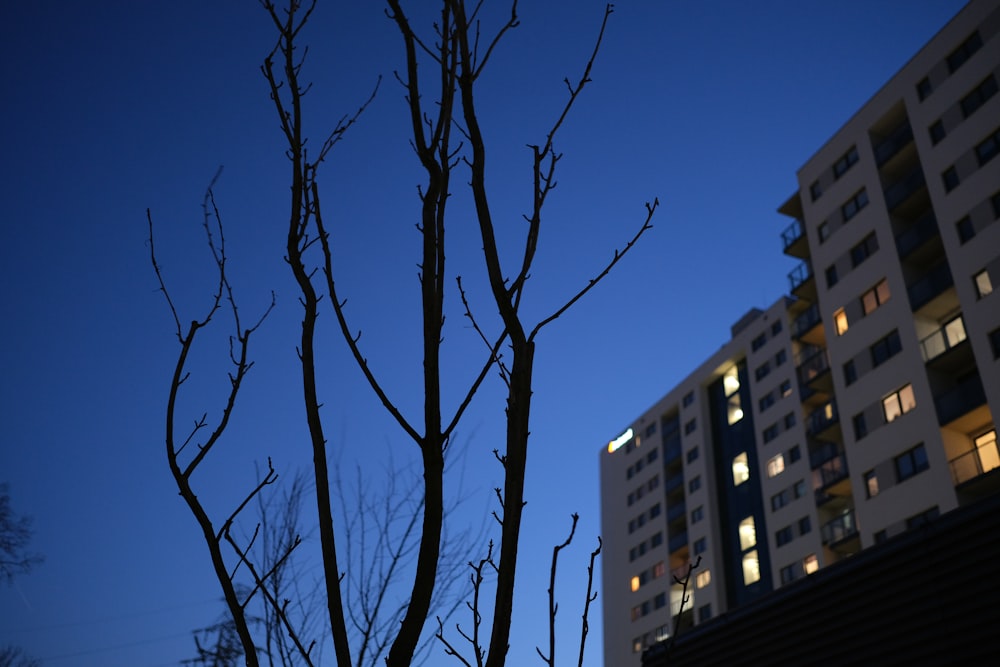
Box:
826;265;839;288
993;191;1000;218
871;329;902;368
630;547;638;561
874;530;888;544
693;537;706;555
691;506;704;523
975;128;1000;166
789;445;801;463
760;393;776;412
843;360;857;386
929;120;946;145
645;422;657;437
771;489;791;511
763;424;779;443
654;592;667;609
686;447;699;463
752;333;767;351
906;506;940;529
688;475;701;493
794;480;806;498
895;443;930;481
818;222;831;243
772;321;783;336
810;180;822;201
853;413;868;440
698;604;712;622
647;448;658;463
943;165;960;192
947;31;982;74
682;391;694;407
651;532;663;547
960;75;998;119
798;516;811;534
784;412;796;429
684;419;697;435
989;327;1000;359
626;467;634;480
841;189;869;221
850;232;879;267
917;77;932;101
755;362;771;381
780;565;797;585
649;503;661;518
780;379;792;397
775;349;787;366
776;526;793;546
956;216;975;244
833;146;859;179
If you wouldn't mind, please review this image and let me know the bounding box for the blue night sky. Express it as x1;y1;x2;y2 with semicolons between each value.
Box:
0;2;966;665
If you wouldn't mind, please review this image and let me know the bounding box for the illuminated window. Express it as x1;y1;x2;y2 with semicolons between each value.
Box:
804;554;819;574
732;452;750;486
780;379;793;398
862;278;890;314
975;430;999;474
864;470;879;498
944;316;967;347
767;453;785;478
653;561;666;578
728;394;744;425
974;269;993;298
633;638;642;653
738;516;757;550
882;384;916;423
696;570;711;589
742;550;761;585
834;308;848;335
723;365;740;396
630;576;640;592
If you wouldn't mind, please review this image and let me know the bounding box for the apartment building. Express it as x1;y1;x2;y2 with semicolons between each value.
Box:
600;2;1000;665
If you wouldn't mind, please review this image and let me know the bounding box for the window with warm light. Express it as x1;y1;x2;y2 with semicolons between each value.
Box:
739;516;757;550
723;365;740;397
944;316;967;347
630;576;640;592
732;452;750;486
834;308;848;335
767;453;785;478
864;470;879;498
862;278;890;315
696;570;711;589
742;550;761;585
728;394;744;425
804;554;819;574
975;430;999;473
883;384;916;422
974;269;993;298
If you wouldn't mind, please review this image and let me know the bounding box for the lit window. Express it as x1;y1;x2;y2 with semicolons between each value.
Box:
723;365;740;396
804;554;819;574
739;516;757;550
780;380;793;398
742;550;761;585
696;570;711;589
975;430;999;474
732;452;750;486
974;269;993;298
633;638;642;653
767;453;785;478
862;278;890;314
864;470;879;498
630;576;640;592
834;308;848;335
945;316;967;348
883;384;916;423
728;394;744;425
653;561;666;578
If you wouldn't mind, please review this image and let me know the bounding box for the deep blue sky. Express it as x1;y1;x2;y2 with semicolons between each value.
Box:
0;2;966;665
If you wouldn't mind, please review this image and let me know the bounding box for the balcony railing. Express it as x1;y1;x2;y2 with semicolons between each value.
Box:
895;211;938;258
907;262;953;311
920;316;967;362
664;472;684;494
814;453;849;490
934;373;987;426
788;259;813;293
668;530;688;553
821;510;858;546
792;303;822;339
883;166;926;211
809;441;841;469
796;347;830;386
874;120;914;166
806;401;839;437
667;501;687;523
664;437;682;463
949;441;1000;485
782;218;805;251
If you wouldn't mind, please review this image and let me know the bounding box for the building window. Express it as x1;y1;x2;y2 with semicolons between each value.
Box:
947;31;982;74
825;265;839;288
767;453;785;478
684;419;697;435
883;384;916;423
695;570;711;589
794;479;806;498
691;506;704;524
975;128;1000;166
682;390;694;407
780;379;793;398
775;526;793;546
763;424;779;443
841;188;868;221
632;638;642;653
871;329;902;368
833;146;859;179
780;564;796;585
818;221;831;243
693;537;707;555
956;216;975;244
647;448;658;464
751;333;767;351
843;360;857;386
630;575;641;592
943;166;960;192
775;348;787;366
654;592;667;609
698;604;712;623
645;422;657;437
864;470;879;498
649;503;661;518
772;320;783;336
974;269;993;298
804;554;819;574
686;447;699;463
810;180;822;201
688;475;701;493
759;393;776;412
739;516;757;550
861;278;890;314
742;550;761;585
917;77;932;101
651;532;663;547
895;443;930;482
755;362;771;381
789;445;801;463
874;530;888;544
907;506;940;529
798;516;811;534
853;413;868;441
732;452;750;486
961;75;998;119
783;412;796;429
990;327;1000;359
850;232;879;268
771;489;791;511
929;120;946;145
653;561;666;579
834;308;849;335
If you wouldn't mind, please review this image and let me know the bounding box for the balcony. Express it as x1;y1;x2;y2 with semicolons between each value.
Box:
949;442;1000;486
920;316;967;362
664;437;682;463
821;510;858;546
667;501;687;523
796;346;831;391
792;303;823;343
782;218;808;258
806;401;839;439
813;454;850;505
883;166;925;211
664;472;684;495
788;259;815;299
668;530;689;554
934;373;987;427
895;211;939;260
907;262;954;312
874;119;914;166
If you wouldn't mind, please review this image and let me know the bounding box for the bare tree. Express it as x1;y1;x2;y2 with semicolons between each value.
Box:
155;1;656;665
0;645;41;667
0;483;44;586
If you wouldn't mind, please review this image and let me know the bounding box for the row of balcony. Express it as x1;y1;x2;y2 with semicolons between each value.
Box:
907;262;954;312
895;211;939;259
949;440;1000;486
874;119;914;167
821;510;858;546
